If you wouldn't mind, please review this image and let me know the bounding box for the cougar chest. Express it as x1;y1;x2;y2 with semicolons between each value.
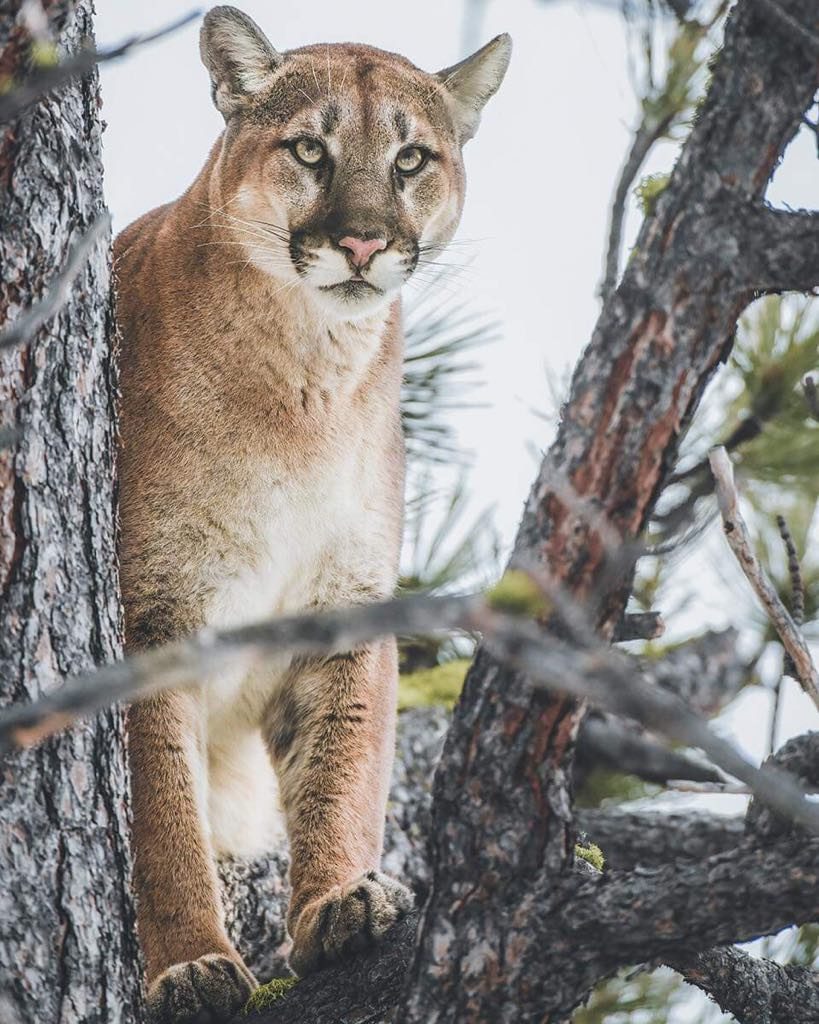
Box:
209;428;389;632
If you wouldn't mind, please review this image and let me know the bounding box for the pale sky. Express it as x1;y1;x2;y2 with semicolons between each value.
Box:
96;5;818;1013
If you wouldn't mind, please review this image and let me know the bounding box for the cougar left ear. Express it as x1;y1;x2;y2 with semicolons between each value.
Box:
436;34;512;143
200;5;283;120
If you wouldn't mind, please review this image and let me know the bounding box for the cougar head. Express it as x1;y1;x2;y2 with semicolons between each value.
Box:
200;6;511;320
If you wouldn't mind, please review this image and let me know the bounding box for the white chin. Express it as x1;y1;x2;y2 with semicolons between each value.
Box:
313;281;395;320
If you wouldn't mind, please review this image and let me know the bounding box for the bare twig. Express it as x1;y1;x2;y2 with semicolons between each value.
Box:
710;446;819;709
0;215;109;351
599;119;670;303
0;592;481;756
0;10;200;123
581;714;723;784
2;587;819;830
775;512;804;700
483;615;819;833
776;514;805;628
665;780;749;794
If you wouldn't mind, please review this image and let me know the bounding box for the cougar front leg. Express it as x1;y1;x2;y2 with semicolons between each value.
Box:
264;641;414;976
129;689;256;1022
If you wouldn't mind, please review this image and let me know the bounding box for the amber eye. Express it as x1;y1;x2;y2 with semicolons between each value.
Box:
292;138;327;168
395;146;428;175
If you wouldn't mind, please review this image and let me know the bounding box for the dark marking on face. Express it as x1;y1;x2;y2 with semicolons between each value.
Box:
321;103;340;135
393;109;410;142
289;230;313;276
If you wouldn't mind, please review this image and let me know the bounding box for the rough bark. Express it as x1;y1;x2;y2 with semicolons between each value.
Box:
668;946;819;1024
398;1;819;1021
245;833;819;1024
0;4;143;1022
575;808;745;869
238;711;815;1023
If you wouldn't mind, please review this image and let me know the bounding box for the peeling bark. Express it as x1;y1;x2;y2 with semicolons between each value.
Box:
0;3;143;1021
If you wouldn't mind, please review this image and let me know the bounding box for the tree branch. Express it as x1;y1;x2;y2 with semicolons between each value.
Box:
0;592;482;756
668;945;819;1024
579;714;723;784
0;10;200;123
245;833;819;1024
575;808;745;870
402;0;819;1014
710;446;819;708
3;590;817;833
735;204;819;293
599;119;670;303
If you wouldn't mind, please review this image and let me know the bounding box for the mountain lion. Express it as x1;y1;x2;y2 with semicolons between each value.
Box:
114;6;510;1020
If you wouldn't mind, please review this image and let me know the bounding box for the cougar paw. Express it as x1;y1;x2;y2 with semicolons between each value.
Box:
289;871;414;976
147;953;257;1024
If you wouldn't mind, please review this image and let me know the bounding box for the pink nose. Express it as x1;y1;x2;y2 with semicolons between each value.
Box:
338;236;388;269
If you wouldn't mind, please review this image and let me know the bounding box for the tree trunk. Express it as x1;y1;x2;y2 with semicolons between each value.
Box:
0;3;142;1021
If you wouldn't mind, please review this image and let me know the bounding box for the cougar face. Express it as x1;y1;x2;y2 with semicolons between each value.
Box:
202;10;511;320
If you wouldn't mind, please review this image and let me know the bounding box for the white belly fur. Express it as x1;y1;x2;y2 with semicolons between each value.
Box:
200;441;393;857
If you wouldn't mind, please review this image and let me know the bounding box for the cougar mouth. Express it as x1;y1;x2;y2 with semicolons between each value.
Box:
321;279;382;297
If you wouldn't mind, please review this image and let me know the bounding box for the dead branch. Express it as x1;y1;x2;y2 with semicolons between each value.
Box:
710;446;819;708
3;589;817;832
668;945;819;1024
0;214;109;350
579;714;723;784
0;592;482;755
0;10;199;123
599;118;671;303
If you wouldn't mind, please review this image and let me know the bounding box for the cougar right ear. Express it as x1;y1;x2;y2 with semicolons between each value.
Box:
200;6;282;120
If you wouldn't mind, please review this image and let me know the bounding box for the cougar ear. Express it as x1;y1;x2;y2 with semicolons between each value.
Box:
436;34;512;143
200;6;282;120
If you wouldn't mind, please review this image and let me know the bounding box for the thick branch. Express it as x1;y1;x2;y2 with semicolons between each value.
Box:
545;836;819;1018
668;945;819;1024
246;834;819;1024
710;446;819;707
735;204;819;293
575;808;745;870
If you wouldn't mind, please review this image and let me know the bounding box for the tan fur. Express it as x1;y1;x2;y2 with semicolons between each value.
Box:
115;7;509;1020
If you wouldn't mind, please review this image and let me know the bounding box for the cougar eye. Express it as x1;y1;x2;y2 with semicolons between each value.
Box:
292;138;327;168
395;146;428;175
